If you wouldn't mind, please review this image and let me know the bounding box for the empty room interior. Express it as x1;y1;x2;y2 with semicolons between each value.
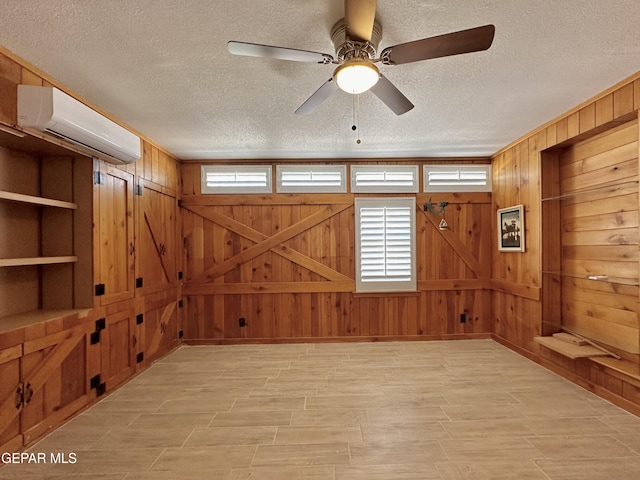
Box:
2;1;640;478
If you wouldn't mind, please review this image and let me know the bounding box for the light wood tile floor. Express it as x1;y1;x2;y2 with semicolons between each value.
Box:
3;339;640;479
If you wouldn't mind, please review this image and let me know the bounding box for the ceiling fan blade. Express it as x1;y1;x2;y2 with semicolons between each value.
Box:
295;78;339;115
381;24;495;65
345;0;377;42
370;74;414;115
228;41;333;64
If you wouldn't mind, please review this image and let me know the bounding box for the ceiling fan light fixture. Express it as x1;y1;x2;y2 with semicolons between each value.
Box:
334;58;379;94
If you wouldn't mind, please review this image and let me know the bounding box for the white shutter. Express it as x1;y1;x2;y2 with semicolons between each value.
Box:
423;165;492;192
201;165;272;194
355;197;416;292
276;165;346;193
351;165;418;193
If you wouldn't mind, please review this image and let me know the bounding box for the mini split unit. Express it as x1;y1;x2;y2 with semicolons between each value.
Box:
17;85;141;164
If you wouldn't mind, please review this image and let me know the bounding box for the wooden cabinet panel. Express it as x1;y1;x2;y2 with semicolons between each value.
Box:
0;346;22;452
96;164;135;305
100;310;135;389
136;185;177;294
142;300;178;364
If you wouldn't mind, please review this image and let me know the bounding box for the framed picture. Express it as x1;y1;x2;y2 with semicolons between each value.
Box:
497;205;525;252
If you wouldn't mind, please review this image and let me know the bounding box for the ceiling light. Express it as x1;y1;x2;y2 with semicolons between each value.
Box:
334;58;379;94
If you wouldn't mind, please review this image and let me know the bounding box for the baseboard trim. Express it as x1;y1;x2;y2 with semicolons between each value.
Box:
182;333;492;345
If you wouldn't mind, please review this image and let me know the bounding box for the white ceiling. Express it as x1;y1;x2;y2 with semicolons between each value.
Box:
1;1;639;161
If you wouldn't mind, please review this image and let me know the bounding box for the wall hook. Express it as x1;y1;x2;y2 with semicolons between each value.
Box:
423;198;449;215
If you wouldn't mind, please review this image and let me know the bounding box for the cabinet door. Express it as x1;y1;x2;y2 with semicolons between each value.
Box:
143;300;178;365
96;164;135;305
136;184;177;295
100;310;136;389
20;324;92;446
0;346;22;452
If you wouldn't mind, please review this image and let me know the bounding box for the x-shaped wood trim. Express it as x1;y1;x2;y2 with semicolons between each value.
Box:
186;204;352;284
146;301;177;356
420;208;490;278
144;206;172;282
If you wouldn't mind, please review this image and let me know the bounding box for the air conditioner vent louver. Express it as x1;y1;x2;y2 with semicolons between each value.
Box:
17;85;140;164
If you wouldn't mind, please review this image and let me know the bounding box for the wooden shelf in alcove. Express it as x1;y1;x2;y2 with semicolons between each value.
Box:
534;336;611;359
0;256;78;267
0;189;77;210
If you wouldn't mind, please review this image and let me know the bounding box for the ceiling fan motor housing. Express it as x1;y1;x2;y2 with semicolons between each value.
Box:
331;17;382;62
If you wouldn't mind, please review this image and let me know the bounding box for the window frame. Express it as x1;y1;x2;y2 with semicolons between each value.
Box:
350;165;419;193
276;164;347;193
201;165;272;194
423;164;492;193
354;197;417;293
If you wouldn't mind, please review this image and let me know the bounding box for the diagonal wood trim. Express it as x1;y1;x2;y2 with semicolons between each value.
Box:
181;193;354;206
0;325;86;436
147;302;177;356
189;204;352;284
183;281;355;295
420;209;490;278
144;208;172;282
185;206;352;282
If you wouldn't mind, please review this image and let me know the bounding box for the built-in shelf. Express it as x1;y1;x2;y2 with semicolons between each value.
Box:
0;256;78;267
541;180;639;202
542;270;639;287
0;189;77;209
534;335;612;359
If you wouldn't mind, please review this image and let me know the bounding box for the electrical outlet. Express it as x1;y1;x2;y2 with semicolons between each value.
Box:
460;313;466;323
239;317;246;327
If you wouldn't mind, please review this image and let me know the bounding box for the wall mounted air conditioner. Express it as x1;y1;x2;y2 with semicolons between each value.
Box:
17;85;141;164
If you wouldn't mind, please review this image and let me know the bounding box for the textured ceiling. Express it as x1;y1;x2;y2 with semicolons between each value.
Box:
1;0;639;160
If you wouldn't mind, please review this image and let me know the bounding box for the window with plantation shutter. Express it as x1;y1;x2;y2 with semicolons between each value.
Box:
276;165;346;193
201;165;272;194
423;164;492;192
355;197;416;292
351;165;418;193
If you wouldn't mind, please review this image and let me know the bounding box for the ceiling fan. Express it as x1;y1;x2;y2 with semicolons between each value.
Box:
228;0;495;116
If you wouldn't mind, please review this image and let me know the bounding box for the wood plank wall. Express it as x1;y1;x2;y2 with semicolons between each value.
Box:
559;120;639;354
181;160;493;343
492;71;640;412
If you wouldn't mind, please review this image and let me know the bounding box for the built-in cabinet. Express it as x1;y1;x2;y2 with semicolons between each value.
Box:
0;130;181;454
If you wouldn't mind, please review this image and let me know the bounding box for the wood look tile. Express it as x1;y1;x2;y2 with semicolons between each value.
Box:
274;425;363;446
151;446;257;471
252;443;350;467
184;426;277;446
6;340;640;479
335;464;441;479
229;466;335;479
435;460;550;479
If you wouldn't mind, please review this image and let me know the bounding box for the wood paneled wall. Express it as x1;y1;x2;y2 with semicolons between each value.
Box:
181;161;493;342
492;71;640;413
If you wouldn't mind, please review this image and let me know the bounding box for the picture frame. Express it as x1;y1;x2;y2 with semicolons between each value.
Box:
497;205;525;252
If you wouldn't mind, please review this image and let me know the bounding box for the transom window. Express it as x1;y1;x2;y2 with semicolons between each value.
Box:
351;165;419;193
201;165;272;194
276;165;346;193
423;164;492;192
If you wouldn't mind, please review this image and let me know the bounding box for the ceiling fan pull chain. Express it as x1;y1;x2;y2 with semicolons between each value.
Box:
356;94;362;144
